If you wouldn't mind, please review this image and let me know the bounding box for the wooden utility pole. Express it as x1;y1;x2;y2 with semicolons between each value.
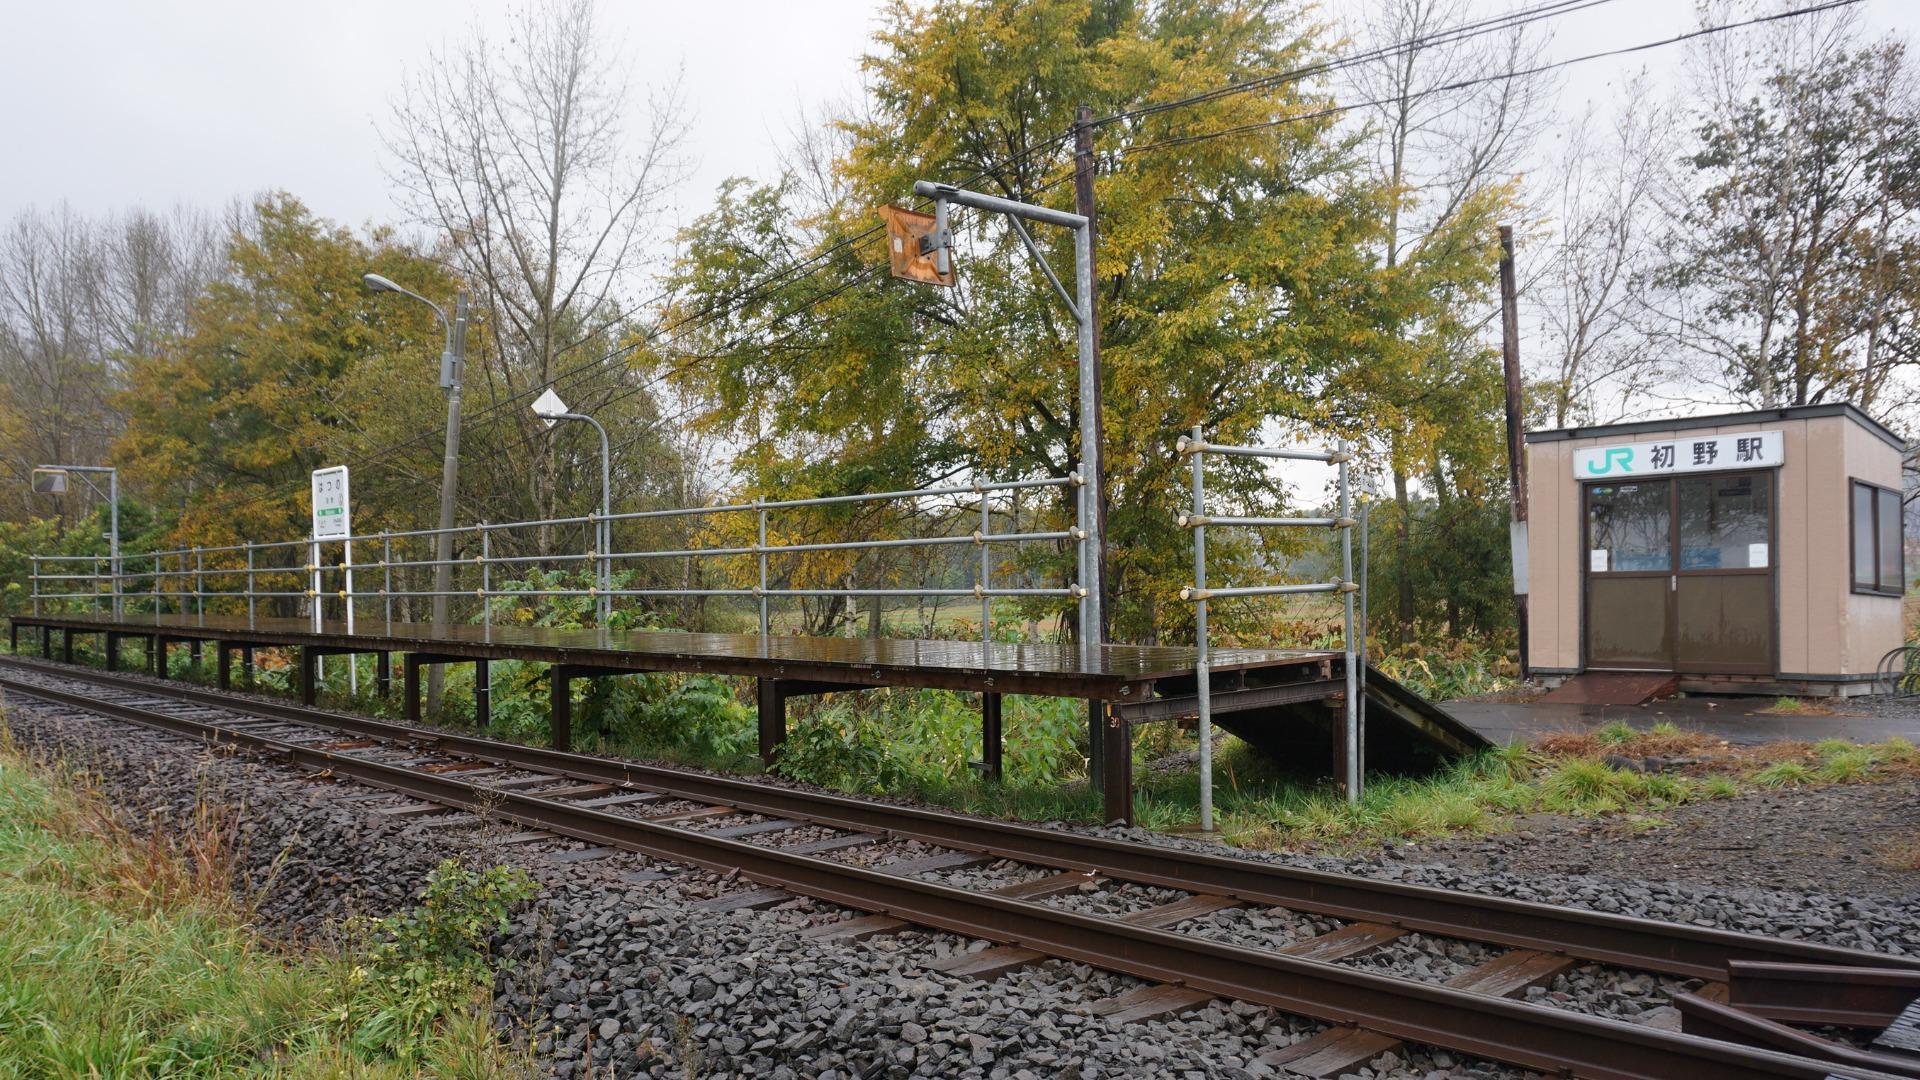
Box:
1498;226;1529;675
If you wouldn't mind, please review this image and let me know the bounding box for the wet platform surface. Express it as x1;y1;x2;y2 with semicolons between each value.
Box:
10;611;1337;699
1448;696;1920;747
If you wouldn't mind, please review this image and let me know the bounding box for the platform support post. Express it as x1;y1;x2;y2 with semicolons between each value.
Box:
190;640;202;669
242;646;255;687
298;646;317;705
41;626;53;659
376;651;391;697
404;654;423;723
551;666;572;753
217;644;232;690
474;659;490;729
1100;704;1131;827
151;636;164;676
980;692;1003;782
105;632;120;671
757;678;786;766
62;629;74;664
7;621;16;652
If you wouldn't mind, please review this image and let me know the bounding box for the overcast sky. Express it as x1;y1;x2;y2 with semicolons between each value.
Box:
4;0;1916;235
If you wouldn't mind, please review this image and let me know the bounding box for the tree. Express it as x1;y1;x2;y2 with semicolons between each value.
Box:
115;195;459;580
1531;81;1677;427
1333;0;1546;641
0;202;218;529
656;0;1509;647
383;0;690;531
1646;2;1920;411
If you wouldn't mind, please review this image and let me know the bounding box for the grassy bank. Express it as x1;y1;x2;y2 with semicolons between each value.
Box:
0;727;534;1078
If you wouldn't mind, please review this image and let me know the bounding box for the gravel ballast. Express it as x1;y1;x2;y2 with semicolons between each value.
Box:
5;677;1917;1079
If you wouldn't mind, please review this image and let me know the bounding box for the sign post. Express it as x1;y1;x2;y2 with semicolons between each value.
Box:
310;466;352;635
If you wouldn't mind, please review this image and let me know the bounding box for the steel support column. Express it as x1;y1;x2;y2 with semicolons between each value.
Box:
551;665;572;753
1100;705;1131;826
298;645;318;705
376;651;391;697
980;692;1003;781
474;659;490;729
217;643;232;690
757;677;785;766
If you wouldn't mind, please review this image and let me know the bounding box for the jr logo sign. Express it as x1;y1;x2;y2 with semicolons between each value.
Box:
1584;448;1633;475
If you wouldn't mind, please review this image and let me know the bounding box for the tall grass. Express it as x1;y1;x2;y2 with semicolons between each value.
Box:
0;732;532;1077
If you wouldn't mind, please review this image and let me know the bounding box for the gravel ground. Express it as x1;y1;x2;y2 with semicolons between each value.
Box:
1388;778;1920;899
7;676;1919;1079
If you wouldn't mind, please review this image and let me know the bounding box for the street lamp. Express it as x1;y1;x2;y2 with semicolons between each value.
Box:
365;272;469;714
32;464;119;616
531;387;612;625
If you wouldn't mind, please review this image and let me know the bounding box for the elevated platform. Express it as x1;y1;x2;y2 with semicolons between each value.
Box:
6;611;1329;699
6;611;1479;823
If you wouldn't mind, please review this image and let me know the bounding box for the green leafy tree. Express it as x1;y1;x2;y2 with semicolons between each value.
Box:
657;0;1512;645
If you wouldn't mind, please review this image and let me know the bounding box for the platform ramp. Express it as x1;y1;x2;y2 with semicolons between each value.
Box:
1203;663;1489;775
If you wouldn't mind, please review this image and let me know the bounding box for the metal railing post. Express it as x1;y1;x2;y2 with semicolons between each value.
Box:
1190;426;1213;832
481;527;491;627
94;556;103;614
245;543;255;623
1339;440;1359;804
978;485;991;651
383;534;394;625
30;556;40;616
194;546;204;618
756;498;770;637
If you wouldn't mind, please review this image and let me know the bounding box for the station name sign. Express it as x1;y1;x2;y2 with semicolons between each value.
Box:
1574;430;1783;478
311;465;351;540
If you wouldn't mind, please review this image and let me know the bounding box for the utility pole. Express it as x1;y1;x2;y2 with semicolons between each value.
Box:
427;291;471;715
1498;226;1529;675
1074;103;1111;786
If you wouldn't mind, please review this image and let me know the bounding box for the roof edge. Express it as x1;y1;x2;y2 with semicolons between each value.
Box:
1524;403;1908;452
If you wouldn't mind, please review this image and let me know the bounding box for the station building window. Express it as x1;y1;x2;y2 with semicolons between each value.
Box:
1851;479;1904;596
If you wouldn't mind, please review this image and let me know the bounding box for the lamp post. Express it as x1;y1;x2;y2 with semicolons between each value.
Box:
365;273;469;715
531;387;612;625
33;464;119;615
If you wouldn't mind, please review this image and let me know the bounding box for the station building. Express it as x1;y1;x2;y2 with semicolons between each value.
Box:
1524;404;1908;697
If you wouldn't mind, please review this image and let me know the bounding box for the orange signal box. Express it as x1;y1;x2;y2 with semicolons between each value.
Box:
880;205;954;286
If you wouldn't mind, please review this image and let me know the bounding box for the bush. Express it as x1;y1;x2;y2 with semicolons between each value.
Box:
349;859;537;1060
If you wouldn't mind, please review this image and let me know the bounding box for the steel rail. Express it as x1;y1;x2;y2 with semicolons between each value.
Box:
0;671;1903;1080
1;654;1910;985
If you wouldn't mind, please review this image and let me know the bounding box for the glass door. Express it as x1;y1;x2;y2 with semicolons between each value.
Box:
1585;480;1674;670
1674;473;1773;673
1582;473;1775;673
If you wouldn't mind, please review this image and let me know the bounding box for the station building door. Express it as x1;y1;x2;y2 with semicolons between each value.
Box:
1582;471;1775;674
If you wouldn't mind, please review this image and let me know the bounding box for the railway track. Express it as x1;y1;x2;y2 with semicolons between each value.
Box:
2;653;1917;1080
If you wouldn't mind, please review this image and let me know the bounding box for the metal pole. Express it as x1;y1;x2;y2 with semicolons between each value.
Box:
1074;106;1108;787
1340;441;1360;804
979;488;991;653
756;499;770;636
109;469;120;617
30;556;39;617
245;542;255;624
427;289;470;715
1359;493;1371;764
1190;426;1212;833
194;546;204;618
383;534;393;625
481;527;491;627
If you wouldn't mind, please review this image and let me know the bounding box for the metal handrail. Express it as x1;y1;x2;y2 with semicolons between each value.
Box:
28;472;1086;654
1177;428;1366;827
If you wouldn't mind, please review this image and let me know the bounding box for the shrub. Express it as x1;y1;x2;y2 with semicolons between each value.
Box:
349;859;537;1060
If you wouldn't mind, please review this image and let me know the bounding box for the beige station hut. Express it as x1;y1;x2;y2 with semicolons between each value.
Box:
1524;404;1908;697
